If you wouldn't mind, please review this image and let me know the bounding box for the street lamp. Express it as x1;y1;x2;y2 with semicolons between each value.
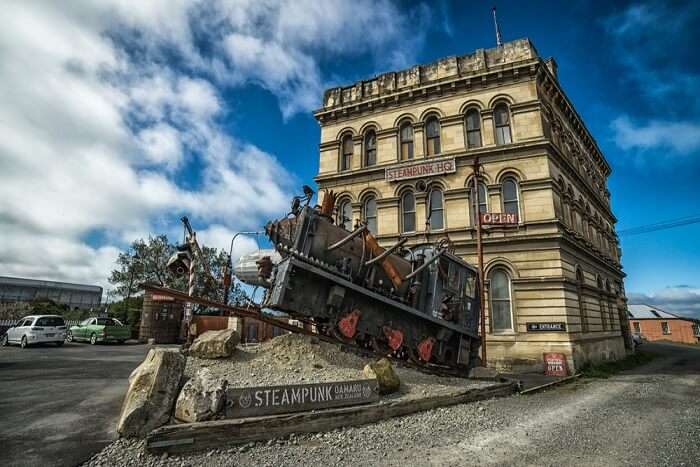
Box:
224;231;264;304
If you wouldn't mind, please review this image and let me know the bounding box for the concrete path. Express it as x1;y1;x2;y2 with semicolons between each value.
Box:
0;342;153;467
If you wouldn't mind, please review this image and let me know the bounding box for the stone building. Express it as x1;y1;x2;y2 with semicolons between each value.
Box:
313;38;633;372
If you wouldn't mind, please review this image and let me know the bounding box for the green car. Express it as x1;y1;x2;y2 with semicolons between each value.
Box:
67;317;130;345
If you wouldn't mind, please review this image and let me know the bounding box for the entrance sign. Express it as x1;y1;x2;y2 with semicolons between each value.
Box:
543;352;569;377
226;379;379;418
386;158;456;182
480;212;519;225
527;322;566;332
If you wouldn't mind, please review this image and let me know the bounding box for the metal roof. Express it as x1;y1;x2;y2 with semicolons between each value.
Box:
0;276;102;293
628;304;683;320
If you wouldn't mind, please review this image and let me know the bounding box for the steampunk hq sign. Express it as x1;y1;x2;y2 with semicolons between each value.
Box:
386;158;456;182
226;379;379;418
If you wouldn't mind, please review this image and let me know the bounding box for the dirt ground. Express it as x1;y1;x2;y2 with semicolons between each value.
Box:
85;341;700;466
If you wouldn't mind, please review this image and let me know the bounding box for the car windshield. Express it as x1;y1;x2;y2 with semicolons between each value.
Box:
35;317;65;327
80;319;92;325
96;318;121;326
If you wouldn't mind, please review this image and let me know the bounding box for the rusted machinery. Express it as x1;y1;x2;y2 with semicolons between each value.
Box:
246;188;482;371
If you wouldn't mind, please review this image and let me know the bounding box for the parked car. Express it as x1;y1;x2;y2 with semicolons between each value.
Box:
1;315;67;348
67;317;130;344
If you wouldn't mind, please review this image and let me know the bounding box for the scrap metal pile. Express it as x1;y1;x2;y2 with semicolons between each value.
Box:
240;186;482;372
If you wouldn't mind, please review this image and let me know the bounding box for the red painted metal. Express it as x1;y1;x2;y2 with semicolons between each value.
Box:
382;326;404;351
417;337;435;362
338;309;361;339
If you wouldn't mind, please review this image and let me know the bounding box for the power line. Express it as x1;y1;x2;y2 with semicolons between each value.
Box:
618;215;700;236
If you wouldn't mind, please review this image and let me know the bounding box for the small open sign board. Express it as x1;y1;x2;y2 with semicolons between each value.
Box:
543;352;569;377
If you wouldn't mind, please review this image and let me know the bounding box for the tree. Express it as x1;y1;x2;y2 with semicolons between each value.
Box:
108;235;250;317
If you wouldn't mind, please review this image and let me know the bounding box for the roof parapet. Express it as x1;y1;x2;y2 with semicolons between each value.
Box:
319;38;539;112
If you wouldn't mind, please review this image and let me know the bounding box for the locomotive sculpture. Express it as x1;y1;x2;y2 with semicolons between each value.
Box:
246;187;482;370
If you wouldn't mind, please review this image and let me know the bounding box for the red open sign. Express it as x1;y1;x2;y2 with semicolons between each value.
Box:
543;352;569;376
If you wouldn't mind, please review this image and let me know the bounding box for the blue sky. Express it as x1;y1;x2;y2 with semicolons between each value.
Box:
1;0;698;316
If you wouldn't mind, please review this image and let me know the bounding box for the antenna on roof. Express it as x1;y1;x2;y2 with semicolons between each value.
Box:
492;6;503;47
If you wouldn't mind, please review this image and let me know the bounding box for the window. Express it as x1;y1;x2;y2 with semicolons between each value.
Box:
576;268;588;332
470;181;488;226
633;322;640;334
661;322;670;335
427;188;444;230
494;103;512;145
35;316;65;327
425;116;441;156
489;268;513;332
502;177;520;216
341;135;353;171
465;108;482;148
364;131;377;166
401;191;416;233
363;196;377;234
606;280;615;329
336;199;353;231
693;323;700;336
399;122;414;160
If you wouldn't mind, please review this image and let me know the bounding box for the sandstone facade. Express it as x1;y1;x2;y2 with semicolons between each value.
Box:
314;39;632;372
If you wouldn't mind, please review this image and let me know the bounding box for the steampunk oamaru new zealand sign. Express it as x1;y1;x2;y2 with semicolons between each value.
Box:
226;379;379;418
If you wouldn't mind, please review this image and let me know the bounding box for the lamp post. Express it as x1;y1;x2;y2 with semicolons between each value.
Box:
225;231;264;304
473;156;487;366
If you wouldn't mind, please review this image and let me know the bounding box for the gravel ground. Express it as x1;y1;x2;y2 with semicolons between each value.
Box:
184;334;487;400
84;342;700;467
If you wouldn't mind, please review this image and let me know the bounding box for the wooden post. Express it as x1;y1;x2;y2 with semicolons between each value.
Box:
473;157;487;366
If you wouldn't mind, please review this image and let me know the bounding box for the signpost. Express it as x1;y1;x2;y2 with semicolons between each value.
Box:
385;158;456;182
226;379;379;418
527;322;567;332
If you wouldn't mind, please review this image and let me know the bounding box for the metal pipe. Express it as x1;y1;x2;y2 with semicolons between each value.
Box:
474;156;487;366
404;248;445;281
327;225;368;251
364;237;408;266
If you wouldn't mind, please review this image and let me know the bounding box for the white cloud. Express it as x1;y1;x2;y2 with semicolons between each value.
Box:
0;0;422;294
629;286;700;319
611;116;700;154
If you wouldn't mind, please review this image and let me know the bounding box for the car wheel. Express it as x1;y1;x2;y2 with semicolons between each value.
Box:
90;333;97;345
1;334;8;347
66;331;73;342
56;341;64;347
20;336;28;349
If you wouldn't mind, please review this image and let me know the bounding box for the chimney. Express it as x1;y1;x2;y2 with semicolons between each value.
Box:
545;57;558;81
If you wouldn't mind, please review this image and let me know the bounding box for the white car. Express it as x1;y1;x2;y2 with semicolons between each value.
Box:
1;315;67;348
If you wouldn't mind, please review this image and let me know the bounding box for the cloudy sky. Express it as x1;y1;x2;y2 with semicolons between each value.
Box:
1;0;698;317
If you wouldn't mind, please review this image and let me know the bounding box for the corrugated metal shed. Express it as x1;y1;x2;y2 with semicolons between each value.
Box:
628;304;681;320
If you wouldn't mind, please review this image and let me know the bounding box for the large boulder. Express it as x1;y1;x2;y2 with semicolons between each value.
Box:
363;357;400;395
117;348;185;438
174;368;227;423
189;329;240;359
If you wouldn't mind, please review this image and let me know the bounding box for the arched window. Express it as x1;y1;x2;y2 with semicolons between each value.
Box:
363;196;377;235
469;180;488;226
465;108;482;148
341;134;353;171
494;103;512;145
336;199;353;231
401;191;416;233
425;116;441;156
576;268;588;332
489;268;513;332
597;276;607;331
502;177;520;216
399;122;414;160
364;130;376;166
427;188;444;230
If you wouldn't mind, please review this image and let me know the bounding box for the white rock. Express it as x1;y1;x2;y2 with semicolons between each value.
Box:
189;329;240;359
174;367;227;423
117;348;185;438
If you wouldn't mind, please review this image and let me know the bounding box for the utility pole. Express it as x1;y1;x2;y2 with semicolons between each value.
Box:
492;6;503;48
473;157;487;366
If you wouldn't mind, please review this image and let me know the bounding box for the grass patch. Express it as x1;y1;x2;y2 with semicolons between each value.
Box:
581;351;656;378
